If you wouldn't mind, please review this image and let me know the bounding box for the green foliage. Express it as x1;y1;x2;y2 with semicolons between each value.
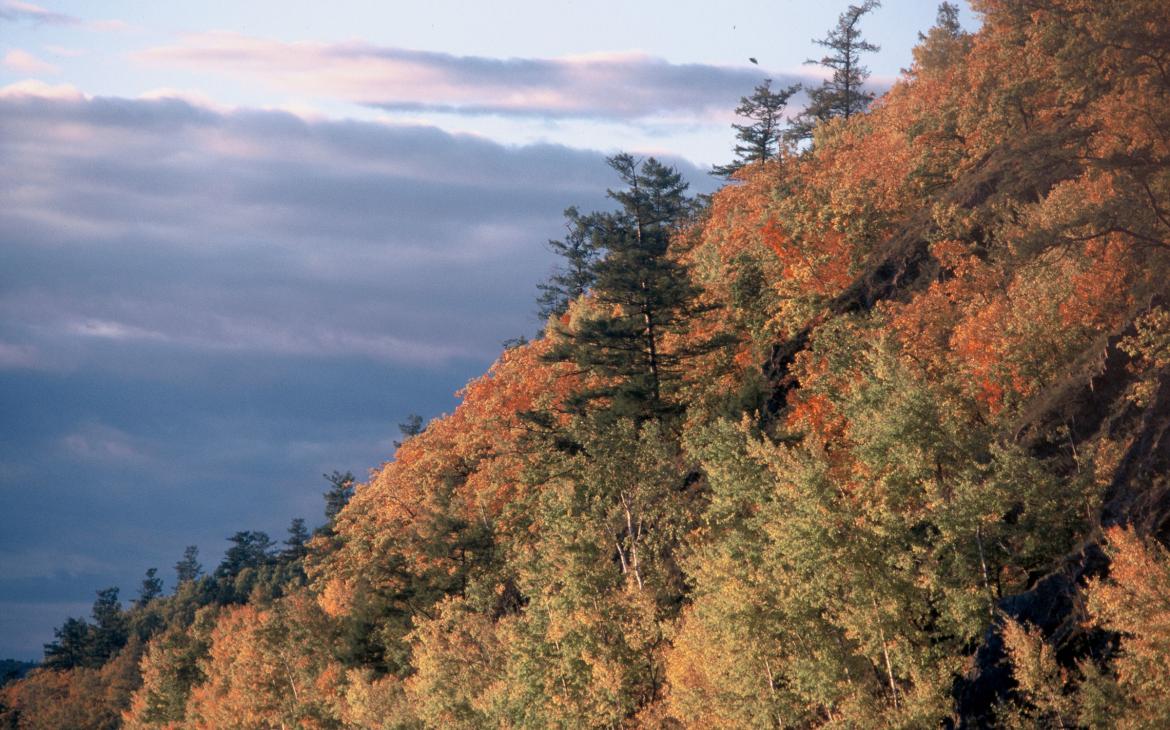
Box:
174;545;202;585
537;206;601;321
215;531;275;580
42;588;129;671
713;79;801;178
549;154;732;422
322;470;356;527
282;518;311;561
135;568;163;608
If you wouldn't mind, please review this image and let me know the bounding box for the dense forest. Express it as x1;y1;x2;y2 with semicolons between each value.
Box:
4;0;1170;726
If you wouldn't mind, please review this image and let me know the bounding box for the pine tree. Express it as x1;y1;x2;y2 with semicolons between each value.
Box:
136;568;164;607
393;414;424;449
282;518;311;561
712;79;801;178
322;470;355;525
87;587;128;666
548;154;729;421
786;0;881;143
536;206;600;321
215;531;275;579
174;545;202;585
42;617;92;670
910;2;968;74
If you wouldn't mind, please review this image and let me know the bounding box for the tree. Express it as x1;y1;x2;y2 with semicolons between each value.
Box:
536;206;600;320
548;153;729;421
42;617;92;670
282;518;311;561
786;0;881;143
135;568;163;608
909;2;968;75
393;414;425;449
323;470;356;525
712;79;801;177
174;545;202;586
216;531;275;579
88;588;127;665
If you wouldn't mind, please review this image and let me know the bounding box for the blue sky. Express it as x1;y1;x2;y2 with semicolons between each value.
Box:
0;0;977;659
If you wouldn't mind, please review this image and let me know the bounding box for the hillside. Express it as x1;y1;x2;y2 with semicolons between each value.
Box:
3;0;1169;727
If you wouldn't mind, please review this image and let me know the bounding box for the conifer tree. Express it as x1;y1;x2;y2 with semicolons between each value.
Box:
282;518;311;561
42;617;92;670
322;470;356;526
136;568;164;607
174;545;202;585
712;78;800;178
549;153;730;421
216;531;275;579
536;206;600;321
87;587;128;667
787;0;881;143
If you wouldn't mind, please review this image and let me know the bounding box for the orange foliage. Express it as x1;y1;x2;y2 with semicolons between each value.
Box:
313;338;574;618
185;595;344;730
0;640;142;730
1085;527;1170;726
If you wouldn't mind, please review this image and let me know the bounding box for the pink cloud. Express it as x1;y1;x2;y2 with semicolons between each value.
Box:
2;48;59;75
135;32;810;121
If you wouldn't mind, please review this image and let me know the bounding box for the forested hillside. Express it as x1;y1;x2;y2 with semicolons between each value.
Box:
4;0;1169;726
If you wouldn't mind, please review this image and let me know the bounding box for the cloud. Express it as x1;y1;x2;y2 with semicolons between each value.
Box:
0;78;83;99
2;48;59;75
0;601;93;659
0;1;133;32
0;86;714;371
0;549;115;580
136;32;813;121
0;0;75;25
61;422;151;463
0;341;39;369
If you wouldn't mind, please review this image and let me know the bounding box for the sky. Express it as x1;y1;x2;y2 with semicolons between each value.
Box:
0;0;978;660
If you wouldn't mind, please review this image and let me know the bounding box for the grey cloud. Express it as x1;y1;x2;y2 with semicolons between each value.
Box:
0;91;672;367
138;33;815;121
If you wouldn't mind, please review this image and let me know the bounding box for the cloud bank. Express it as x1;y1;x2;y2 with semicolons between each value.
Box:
137;32;811;121
1;86;682;368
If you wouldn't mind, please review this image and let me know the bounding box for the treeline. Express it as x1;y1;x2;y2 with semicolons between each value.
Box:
4;0;1170;727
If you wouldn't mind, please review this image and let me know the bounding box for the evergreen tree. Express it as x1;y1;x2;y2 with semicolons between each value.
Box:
42;617;91;670
536;206;600;320
400;414;424;437
787;0;881;143
322;470;356;525
393;414;424;449
712;79;801;177
136;567;164;607
216;531;275;579
282;518;311;561
87;587;128;667
910;2;968;74
548;153;730;421
174;545;202;585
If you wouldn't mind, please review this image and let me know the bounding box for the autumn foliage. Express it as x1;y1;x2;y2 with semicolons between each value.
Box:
5;0;1170;727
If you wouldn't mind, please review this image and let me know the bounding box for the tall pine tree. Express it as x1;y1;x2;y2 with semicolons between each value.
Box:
549;154;730;421
787;0;881;143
